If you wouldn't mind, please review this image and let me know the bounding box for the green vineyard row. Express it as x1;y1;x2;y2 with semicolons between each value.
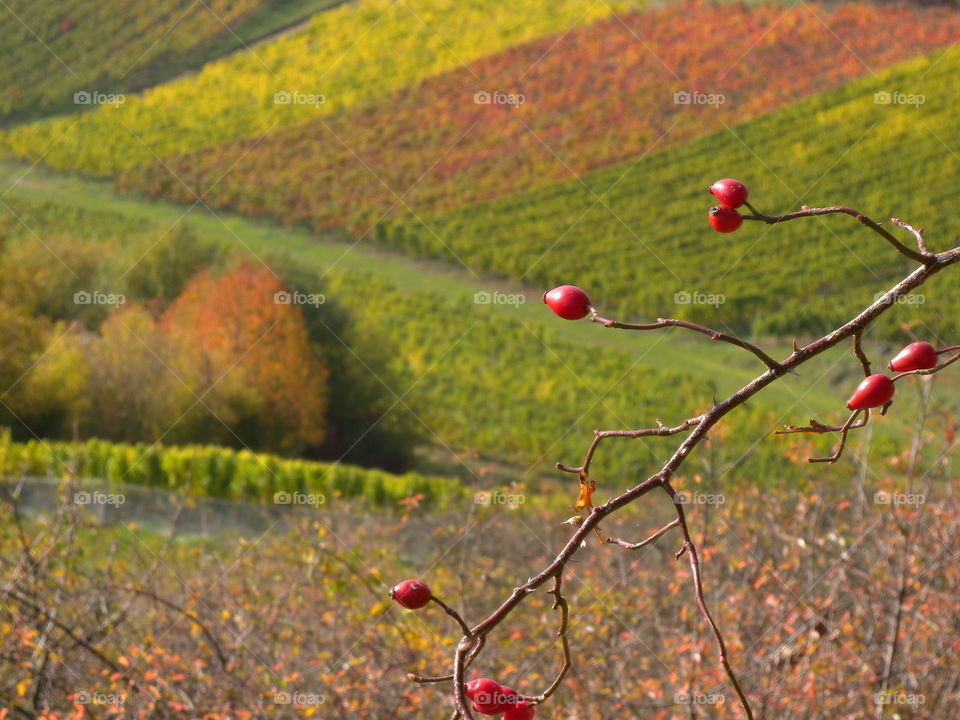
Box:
0;430;461;508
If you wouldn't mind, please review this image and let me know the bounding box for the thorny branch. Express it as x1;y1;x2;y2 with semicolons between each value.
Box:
406;199;960;719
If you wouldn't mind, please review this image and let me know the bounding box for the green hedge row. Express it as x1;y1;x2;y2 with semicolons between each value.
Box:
0;431;463;508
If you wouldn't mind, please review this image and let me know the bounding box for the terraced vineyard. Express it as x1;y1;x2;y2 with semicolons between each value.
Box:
0;0;628;173
117;1;960;232
0;0;344;122
372;47;960;341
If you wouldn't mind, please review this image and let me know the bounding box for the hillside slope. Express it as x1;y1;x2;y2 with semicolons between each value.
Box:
116;1;960;233
0;0;344;123
0;0;630;173
373;47;960;341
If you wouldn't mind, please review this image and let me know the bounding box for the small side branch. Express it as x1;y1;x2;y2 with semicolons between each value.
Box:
532;574;571;703
409;636;485;684
591;313;782;371
853;332;871;377
776;409;868;463
557;416;704;477
664;483;754;720
742;203;934;265
430;595;473;639
891;218;931;254
607;518;680;550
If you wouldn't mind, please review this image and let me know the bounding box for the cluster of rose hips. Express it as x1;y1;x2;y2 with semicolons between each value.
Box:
542;286;952;415
540;180;755;319
390;580;537;718
708;178;748;233
847;341;952;410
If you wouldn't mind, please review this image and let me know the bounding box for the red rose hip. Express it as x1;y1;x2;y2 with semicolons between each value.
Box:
889;341;938;372
465;678;500;702
544;285;592;320
709;205;743;233
847;374;896;410
709;178;749;208
504;702;536;720
389;579;431;609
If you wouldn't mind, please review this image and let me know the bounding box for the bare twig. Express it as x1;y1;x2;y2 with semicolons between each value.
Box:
430;595;473;639
607;518;680;549
408;636;484;684
556;416;704;477
591;314;782;371
742;202;935;264
891;217;931;254
532;574;571;703
853;332;871;376
776;409;869;463
664;482;754;719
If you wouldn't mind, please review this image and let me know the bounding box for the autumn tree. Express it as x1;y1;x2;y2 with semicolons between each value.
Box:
161;261;329;456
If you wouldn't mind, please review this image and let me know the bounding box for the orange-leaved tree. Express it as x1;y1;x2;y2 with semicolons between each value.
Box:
161;261;329;456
